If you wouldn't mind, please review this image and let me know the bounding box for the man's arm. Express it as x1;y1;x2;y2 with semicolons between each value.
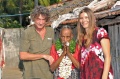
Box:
20;52;44;60
19;52;54;65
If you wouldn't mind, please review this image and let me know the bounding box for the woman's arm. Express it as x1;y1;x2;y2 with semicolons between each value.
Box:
50;46;67;72
101;38;111;79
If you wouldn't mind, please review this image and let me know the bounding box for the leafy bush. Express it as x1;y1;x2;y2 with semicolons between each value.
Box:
0;18;23;28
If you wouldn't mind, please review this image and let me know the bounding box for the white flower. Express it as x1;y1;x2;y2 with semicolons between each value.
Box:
66;42;69;46
57;49;63;56
57;49;72;79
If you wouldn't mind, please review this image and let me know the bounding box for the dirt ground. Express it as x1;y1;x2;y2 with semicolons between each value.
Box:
2;67;23;79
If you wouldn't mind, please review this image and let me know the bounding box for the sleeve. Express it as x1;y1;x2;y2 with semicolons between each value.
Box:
73;44;80;62
19;30;30;52
50;45;59;62
97;28;109;41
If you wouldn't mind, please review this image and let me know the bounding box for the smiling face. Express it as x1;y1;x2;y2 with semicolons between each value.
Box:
34;14;47;29
79;12;89;29
77;7;96;47
60;28;73;45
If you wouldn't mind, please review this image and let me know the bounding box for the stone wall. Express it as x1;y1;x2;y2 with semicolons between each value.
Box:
1;28;23;68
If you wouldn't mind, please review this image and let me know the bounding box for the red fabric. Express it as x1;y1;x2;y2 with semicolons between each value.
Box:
57;77;64;79
80;28;113;79
50;44;80;69
0;37;5;68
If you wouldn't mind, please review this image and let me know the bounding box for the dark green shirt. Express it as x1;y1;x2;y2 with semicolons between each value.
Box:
20;26;54;79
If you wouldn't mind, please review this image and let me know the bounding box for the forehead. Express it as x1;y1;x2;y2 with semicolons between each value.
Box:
35;14;46;19
61;28;71;35
80;12;88;17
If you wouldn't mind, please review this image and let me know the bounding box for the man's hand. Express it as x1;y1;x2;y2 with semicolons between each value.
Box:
43;55;54;65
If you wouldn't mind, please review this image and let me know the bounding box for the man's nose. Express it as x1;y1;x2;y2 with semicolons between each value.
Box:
39;20;44;23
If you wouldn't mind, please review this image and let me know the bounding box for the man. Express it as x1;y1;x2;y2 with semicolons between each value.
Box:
50;25;80;79
19;6;54;79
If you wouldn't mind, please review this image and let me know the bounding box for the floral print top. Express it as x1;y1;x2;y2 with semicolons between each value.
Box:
80;27;113;79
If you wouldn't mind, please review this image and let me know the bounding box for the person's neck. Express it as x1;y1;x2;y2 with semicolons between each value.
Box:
35;26;45;32
36;26;46;40
85;28;89;33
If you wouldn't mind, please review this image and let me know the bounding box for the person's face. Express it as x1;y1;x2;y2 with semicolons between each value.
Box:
79;12;89;29
34;14;46;29
60;29;73;44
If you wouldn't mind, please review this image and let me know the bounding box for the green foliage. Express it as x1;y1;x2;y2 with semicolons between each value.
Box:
0;5;4;14
22;0;34;13
0;18;22;28
6;0;16;13
55;39;76;54
50;0;62;5
39;0;50;6
56;0;62;3
69;39;76;53
55;39;63;50
0;0;5;14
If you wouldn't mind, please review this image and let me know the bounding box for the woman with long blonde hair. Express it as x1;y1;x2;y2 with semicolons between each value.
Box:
77;7;113;79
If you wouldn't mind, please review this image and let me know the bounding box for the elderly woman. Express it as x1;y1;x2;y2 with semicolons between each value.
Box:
50;25;80;79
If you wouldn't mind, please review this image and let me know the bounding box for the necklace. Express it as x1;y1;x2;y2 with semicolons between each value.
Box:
55;39;76;54
55;39;76;79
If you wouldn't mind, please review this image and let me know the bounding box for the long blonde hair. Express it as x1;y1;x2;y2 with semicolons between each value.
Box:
77;7;96;48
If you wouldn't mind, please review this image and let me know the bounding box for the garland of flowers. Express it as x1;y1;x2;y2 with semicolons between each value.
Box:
55;39;76;54
55;39;76;79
